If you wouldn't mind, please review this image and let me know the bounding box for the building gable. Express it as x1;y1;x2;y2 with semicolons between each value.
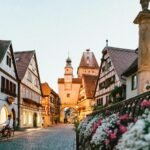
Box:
15;50;42;95
94;46;137;106
0;41;18;80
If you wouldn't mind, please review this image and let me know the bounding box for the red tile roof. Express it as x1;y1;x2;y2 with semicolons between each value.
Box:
41;82;51;96
122;58;138;77
14;51;35;80
78;49;99;69
82;74;98;99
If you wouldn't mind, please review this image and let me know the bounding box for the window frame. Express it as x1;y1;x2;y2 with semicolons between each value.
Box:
131;74;137;90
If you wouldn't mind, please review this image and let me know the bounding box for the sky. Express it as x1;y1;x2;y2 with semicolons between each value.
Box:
0;0;141;92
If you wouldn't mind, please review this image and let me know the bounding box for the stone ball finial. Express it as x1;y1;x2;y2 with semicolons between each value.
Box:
140;0;150;11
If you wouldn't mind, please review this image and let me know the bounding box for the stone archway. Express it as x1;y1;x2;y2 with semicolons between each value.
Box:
0;106;8;124
60;105;78;123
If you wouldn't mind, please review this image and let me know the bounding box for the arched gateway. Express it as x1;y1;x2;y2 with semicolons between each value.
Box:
60;105;78;123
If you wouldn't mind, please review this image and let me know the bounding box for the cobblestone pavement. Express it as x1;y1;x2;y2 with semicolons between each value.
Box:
0;124;76;150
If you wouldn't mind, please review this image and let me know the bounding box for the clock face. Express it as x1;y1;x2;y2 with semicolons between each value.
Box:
65;68;72;74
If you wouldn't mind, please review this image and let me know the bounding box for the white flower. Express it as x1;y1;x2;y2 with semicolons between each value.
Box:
90;113;119;147
116;110;150;150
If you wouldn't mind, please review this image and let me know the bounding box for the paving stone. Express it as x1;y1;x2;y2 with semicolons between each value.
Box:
0;124;76;150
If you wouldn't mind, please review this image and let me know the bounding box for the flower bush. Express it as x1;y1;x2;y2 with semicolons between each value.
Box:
116;109;150;150
90;113;119;149
77;99;150;150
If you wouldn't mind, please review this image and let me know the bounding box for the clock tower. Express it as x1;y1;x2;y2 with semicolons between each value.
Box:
64;57;73;89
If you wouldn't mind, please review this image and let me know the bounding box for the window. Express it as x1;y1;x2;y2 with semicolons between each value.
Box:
28;112;32;124
10;82;13;93
1;77;5;92
86;56;90;65
28;71;32;82
23;111;27;125
111;75;115;84
6;55;11;67
6;79;9;92
97;98;103;105
131;75;137;90
99;82;105;90
108;61;111;68
67;93;70;98
0;106;8;124
35;78;39;87
102;67;105;72
106;96;109;105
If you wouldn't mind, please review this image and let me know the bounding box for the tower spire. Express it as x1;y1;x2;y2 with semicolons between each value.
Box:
106;39;108;47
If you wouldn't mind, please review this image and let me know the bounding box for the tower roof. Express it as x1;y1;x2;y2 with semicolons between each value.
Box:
78;49;99;69
65;56;72;68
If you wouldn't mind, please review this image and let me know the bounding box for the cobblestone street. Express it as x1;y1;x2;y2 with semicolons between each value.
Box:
0;124;76;150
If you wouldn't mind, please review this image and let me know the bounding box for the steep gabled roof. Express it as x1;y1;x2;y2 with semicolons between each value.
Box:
14;50;35;80
82;74;98;99
106;47;137;82
122;58;138;77
0;40;11;63
78;49;99;69
94;46;137;97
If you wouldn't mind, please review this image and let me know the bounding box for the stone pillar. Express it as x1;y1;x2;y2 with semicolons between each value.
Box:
134;11;150;94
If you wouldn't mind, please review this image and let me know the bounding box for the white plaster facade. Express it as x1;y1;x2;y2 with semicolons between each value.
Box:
0;43;18;126
15;52;42;128
95;51;121;106
126;73;138;99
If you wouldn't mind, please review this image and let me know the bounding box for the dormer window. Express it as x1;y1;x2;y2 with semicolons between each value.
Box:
6;55;11;67
86;56;90;65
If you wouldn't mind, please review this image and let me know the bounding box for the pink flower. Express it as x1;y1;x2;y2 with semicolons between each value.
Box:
134;117;138;122
97;118;102;125
110;133;117;140
117;120;120;126
141;100;150;108
104;139;110;145
119;125;127;133
116;112;120;117
92;123;98;134
114;129;118;134
119;114;129;121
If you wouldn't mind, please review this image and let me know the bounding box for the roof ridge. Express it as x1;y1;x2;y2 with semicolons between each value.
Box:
0;40;11;42
106;46;135;52
14;50;35;54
